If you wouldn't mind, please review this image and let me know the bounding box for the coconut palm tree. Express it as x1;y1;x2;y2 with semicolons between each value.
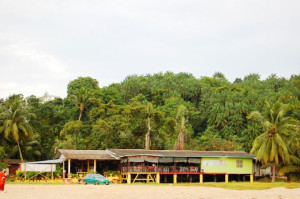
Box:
71;88;90;121
0;100;33;162
249;101;298;182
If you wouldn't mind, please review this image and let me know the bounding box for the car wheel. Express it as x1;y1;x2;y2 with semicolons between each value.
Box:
105;182;109;185
95;181;99;185
84;180;87;185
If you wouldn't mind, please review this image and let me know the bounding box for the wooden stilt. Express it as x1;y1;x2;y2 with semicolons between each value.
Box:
25;163;27;182
200;174;203;183
51;164;54;181
63;161;65;179
127;173;131;184
147;174;149;183
68;159;71;178
173;174;177;184
250;174;253;183
225;174;228;183
156;173;160;184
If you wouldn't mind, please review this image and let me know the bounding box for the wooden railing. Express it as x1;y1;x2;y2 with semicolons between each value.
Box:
121;166;200;173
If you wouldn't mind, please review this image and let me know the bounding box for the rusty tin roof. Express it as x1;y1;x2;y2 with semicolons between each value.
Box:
108;149;255;158
55;149;119;160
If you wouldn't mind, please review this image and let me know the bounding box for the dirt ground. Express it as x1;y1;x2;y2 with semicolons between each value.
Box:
0;184;299;199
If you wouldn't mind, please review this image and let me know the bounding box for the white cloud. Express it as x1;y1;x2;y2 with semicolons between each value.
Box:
0;0;299;98
0;37;74;98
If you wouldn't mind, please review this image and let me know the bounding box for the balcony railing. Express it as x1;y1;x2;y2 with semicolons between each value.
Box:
121;166;200;173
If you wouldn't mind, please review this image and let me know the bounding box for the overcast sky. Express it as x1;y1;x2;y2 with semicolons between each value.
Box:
0;0;299;99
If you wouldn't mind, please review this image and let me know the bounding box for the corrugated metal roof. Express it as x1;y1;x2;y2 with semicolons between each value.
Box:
26;158;64;164
53;149;255;160
108;149;255;158
54;149;119;160
1;159;27;164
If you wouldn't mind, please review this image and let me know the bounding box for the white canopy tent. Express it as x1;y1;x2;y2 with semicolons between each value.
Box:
19;158;64;181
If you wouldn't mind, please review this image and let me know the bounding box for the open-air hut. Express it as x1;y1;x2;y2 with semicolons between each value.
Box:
54;149;119;178
53;149;255;183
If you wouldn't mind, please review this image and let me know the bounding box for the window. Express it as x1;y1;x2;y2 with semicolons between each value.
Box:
236;160;243;168
203;160;226;167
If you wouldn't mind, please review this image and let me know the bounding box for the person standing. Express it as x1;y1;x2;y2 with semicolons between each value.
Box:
0;169;6;191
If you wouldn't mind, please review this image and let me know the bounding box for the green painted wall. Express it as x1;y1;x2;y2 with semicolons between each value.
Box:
201;157;253;174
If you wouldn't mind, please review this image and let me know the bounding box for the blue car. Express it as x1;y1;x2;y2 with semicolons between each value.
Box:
83;174;110;185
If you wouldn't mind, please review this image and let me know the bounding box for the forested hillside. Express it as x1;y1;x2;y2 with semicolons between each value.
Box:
0;72;299;163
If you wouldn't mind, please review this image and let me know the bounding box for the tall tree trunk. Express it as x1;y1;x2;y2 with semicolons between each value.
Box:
17;141;24;163
78;109;83;121
145;118;151;150
272;164;276;182
77;106;83;149
75;131;78;150
176;128;184;150
145;130;149;150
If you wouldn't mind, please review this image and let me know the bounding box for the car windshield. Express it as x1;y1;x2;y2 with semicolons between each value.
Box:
94;174;105;178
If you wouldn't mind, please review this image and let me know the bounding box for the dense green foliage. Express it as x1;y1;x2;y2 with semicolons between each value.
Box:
0;72;299;177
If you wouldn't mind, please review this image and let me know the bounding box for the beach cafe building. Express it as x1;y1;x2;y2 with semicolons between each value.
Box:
53;149;255;183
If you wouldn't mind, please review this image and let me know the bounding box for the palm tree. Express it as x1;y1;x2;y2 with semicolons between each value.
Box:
249;101;298;182
278;156;300;179
145;102;153;150
175;105;187;150
71;88;90;121
0;100;33;162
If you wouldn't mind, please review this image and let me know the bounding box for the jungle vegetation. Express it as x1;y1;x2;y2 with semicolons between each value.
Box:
0;72;299;179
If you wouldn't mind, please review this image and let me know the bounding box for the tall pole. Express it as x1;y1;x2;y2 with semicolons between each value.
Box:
68;159;71;178
87;160;90;173
51;164;54;181
25;163;27;182
63;161;65;179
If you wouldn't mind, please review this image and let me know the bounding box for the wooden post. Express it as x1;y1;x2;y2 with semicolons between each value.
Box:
81;161;83;172
87;160;90;173
63;161;65;179
173;174;177;184
127;173;131;184
173;162;176;172
214;174;216;182
68;159;71;178
147;174;149;183
225;174;228;183
51;164;54;181
164;175;167;183
156;173;160;184
25;163;27;182
250;174;253;183
200;174;203;183
94;159;96;173
127;158;130;172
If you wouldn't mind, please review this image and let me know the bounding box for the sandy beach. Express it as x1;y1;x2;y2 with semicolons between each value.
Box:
0;184;299;199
